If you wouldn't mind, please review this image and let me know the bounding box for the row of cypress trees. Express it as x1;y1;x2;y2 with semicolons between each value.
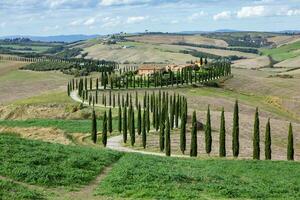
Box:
68;61;231;95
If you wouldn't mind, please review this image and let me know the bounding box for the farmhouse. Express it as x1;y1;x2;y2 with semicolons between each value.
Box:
165;63;196;72
138;64;166;75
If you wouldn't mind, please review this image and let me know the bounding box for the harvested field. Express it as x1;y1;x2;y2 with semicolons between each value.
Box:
267;35;300;47
127;34;228;47
232;56;270;69
0;60;27;76
274;55;300;69
0;127;71;145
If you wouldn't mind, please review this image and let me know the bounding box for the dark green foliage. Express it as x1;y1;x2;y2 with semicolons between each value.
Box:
190;111;198;157
102;111;108;147
219;108;226;157
232;100;239;158
137;103;142;135
205;106;212;154
265;119;271;160
0;134;122;187
287;123;294;161
253;108;260;160
165;116;171;156
21;61;71;71
159;107;165;152
118;107;122;133
123;107;127;143
130;106;135;146
142;110;147;149
180;105;186;154
108;108;113;134
91;109;97;144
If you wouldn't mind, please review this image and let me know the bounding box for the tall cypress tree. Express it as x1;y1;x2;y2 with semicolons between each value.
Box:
108;108;112;134
137;103;142;135
253;107;260;160
232;100;239;158
142;109;147;149
180;106;186;154
118;107;122;133
159;106;165;152
91;109;97;144
265;118;271;160
190;111;198;157
219;108;226;157
205;105;212;154
287;123;294;161
130;106;135;146
102;111;107;147
123;106;127;143
165;116;171;156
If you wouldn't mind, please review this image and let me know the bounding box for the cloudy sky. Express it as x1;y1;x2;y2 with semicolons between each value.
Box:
0;0;300;36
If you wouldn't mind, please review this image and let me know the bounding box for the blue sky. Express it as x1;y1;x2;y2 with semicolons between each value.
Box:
0;0;300;36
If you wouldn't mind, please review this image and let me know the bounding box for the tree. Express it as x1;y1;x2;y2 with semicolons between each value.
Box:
159;107;165;152
287;123;294;161
91;109;97;144
265;118;271;160
108;108;113;134
130;106;135;146
165;116;171;156
118;107;122;133
142;109;147;149
190;111;197;157
137;103;142;135
219;108;226;157
205;106;212;154
180;106;186;154
253;107;260;160
102;111;107;147
123;106;127;143
232;100;239;158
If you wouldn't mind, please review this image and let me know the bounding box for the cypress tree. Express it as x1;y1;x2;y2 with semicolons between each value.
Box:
180;110;186;154
219;108;226;157
165;116;171;156
253;107;260;160
123;107;127;143
205;105;212;154
142;109;147;149
118;106;122;133
159;107;165;151
287;123;294;161
190;111;198;157
232;100;239;158
137;103;142;135
130;105;135;146
265;119;271;160
91;109;97;144
147;105;150;133
102;111;107;147
108;108;112;134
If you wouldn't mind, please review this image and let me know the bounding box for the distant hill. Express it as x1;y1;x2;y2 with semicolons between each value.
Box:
0;34;100;43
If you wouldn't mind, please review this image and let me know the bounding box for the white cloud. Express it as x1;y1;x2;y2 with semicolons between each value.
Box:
286;9;300;16
188;11;206;21
0;22;6;28
237;6;266;18
170;20;179;24
126;16;147;24
213;11;232;20
101;16;121;28
83;17;96;26
69;19;82;26
100;0;150;6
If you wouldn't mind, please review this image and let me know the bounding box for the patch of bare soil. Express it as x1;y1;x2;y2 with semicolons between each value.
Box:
0;126;71;145
232;56;270;69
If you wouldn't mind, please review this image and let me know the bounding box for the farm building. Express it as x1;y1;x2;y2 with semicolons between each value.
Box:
138;64;166;75
165;64;195;72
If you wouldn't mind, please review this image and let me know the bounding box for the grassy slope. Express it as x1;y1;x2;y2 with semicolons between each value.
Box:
260;41;300;61
97;153;300;200
0;118;119;134
0;134;122;187
0;179;44;200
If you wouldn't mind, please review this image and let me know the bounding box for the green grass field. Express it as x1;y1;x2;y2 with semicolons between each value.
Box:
0;179;44;200
0;134;122;187
0;118;119;134
97;154;300;200
260;41;300;61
